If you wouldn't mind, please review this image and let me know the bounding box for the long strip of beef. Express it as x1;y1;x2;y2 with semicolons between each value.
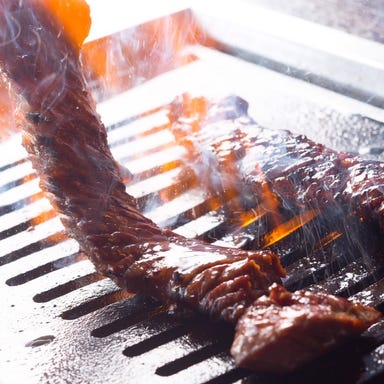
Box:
0;0;285;322
0;0;381;374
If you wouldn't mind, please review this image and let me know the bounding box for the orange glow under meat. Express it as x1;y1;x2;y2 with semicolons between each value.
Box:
262;209;321;248
237;206;267;229
316;231;343;249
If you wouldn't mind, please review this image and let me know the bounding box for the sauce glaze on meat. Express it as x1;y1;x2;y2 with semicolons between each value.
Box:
168;94;384;234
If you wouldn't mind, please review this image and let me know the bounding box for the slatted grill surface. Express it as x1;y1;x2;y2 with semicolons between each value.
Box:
0;90;384;383
2;42;384;383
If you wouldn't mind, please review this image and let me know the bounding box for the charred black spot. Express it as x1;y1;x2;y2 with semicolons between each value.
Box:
26;112;41;123
35;134;54;147
26;112;52;124
172;271;184;283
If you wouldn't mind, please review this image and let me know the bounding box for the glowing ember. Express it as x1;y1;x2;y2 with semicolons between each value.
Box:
315;231;343;250
261;209;321;248
237;206;267;229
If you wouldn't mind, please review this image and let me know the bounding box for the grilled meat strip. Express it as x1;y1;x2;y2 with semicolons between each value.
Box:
232;283;381;373
169;94;384;233
0;0;284;322
0;0;381;373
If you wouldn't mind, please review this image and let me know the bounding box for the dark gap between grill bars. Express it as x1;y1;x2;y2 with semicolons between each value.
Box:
108;122;170;149
0;172;36;192
123;323;193;358
0;158;27;173
0;191;45;216
33;272;106;303
106;105;166;133
91;305;171;338
0;230;67;266
120;314;236;379
155;341;232;376
60;289;133;320
202;368;249;384
6;251;88;286
0;208;56;241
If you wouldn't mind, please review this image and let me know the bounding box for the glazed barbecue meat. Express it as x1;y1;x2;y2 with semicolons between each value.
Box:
0;0;381;374
168;94;384;233
232;283;381;373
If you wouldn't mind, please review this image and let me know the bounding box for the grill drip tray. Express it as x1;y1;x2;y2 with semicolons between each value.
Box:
2;43;384;384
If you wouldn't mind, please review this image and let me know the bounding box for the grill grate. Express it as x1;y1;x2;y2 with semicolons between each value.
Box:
2;6;384;381
1;93;384;384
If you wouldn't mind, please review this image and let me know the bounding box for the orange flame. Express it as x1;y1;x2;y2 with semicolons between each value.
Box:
237;206;267;229
0;74;18;141
42;0;91;50
316;231;342;250
81;11;209;98
261;209;321;248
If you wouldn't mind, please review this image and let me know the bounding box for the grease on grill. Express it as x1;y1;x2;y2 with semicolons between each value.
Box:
25;335;55;348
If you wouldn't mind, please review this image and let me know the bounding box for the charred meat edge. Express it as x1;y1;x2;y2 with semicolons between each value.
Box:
0;0;381;373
